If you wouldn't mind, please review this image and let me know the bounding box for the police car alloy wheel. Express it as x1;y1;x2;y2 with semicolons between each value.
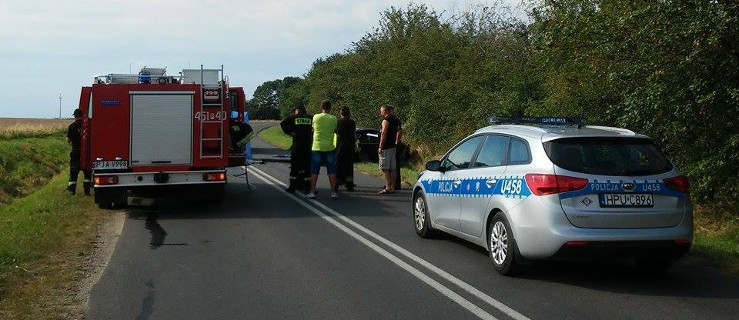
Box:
413;192;435;238
489;213;521;276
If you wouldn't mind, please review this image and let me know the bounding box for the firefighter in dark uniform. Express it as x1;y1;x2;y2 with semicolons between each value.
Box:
67;108;91;195
280;104;313;193
229;119;254;153
335;106;356;191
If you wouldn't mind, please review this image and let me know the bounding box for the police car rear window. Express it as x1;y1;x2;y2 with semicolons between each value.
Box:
544;137;673;176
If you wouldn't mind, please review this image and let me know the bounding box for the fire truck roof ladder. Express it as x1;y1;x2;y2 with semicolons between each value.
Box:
199;65;225;160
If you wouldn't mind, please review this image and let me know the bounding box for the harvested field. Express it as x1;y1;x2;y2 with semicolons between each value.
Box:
0;118;71;138
0;117;71;131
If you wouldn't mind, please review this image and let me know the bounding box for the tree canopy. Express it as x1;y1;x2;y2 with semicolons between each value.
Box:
251;1;738;209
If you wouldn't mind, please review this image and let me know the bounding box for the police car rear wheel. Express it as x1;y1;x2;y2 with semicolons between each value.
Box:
413;192;435;238
489;213;522;276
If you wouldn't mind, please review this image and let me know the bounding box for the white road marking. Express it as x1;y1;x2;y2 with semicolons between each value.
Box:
248;166;531;320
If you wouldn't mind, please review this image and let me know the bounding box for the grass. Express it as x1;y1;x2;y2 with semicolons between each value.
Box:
0;132;69;205
354;162;419;188
685;206;739;276
0;118;104;319
258;125;291;150
0;172;105;319
258;124;739;277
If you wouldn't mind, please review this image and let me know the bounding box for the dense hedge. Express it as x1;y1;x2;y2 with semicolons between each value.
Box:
270;1;737;210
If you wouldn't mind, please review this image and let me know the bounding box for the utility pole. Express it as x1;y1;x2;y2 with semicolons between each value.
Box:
59;93;62;119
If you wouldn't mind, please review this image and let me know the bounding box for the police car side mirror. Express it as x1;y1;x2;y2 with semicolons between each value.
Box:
425;160;442;172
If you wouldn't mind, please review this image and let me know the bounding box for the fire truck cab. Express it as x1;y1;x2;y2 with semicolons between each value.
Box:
78;66;249;208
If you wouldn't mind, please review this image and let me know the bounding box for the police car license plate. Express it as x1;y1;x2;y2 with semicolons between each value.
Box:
93;160;128;170
599;193;653;207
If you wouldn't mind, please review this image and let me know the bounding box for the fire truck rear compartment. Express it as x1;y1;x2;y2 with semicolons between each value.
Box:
130;93;193;166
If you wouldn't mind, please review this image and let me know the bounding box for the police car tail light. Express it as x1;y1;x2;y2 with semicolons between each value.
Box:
94;175;119;185
525;174;588;196
664;175;689;193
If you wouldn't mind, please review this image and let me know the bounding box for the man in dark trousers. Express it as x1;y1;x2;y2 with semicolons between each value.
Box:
335;106;356;191
67;108;91;195
280;104;313;193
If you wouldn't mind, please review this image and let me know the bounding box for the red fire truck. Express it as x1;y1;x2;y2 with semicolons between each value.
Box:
77;66;250;208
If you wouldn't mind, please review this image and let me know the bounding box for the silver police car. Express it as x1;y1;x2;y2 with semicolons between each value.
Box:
412;116;692;276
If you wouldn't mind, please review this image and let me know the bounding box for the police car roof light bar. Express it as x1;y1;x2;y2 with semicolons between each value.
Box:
488;115;585;128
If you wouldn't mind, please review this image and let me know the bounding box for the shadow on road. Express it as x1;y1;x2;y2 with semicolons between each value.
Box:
426;231;739;300
519;258;739;299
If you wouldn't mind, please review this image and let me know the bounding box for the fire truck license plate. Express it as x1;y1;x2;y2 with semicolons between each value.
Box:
93;160;128;170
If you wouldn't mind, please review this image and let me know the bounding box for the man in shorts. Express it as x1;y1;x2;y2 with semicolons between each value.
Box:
308;100;339;199
377;104;402;194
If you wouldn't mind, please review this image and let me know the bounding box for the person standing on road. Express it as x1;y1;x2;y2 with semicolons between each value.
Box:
377;104;402;194
335;106;356;192
67;108;91;196
280;104;313;193
308;100;339;199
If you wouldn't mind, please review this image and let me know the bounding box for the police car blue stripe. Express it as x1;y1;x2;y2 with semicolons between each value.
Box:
421;176;531;198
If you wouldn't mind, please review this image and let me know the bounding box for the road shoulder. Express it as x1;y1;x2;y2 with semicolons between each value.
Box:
76;210;126;315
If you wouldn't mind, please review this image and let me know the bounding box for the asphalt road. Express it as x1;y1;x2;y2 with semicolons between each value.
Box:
86;122;739;320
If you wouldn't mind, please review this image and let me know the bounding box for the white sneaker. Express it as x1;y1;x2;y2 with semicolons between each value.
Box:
331;192;338;199
307;192;316;199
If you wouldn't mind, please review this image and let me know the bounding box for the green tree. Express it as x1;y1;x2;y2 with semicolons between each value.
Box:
529;0;739;206
251;79;282;110
277;76;308;118
251;77;311;120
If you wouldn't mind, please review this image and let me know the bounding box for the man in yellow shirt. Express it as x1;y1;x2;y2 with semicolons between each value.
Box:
308;100;339;199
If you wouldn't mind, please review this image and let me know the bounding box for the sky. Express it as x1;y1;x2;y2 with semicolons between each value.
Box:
0;0;521;119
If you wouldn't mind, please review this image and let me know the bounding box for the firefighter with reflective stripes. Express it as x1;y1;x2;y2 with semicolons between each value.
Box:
67;109;91;195
229;119;255;152
280;104;312;193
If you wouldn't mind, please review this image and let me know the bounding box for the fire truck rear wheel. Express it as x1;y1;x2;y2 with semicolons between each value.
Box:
95;188;127;209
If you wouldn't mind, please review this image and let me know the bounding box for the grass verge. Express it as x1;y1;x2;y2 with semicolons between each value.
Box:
259;124;739;277
684;207;739;276
257;125;291;150
354;162;419;188
0;132;69;205
0;173;106;319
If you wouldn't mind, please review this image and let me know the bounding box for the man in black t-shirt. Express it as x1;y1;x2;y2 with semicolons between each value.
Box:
377;104;402;194
67;109;91;196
